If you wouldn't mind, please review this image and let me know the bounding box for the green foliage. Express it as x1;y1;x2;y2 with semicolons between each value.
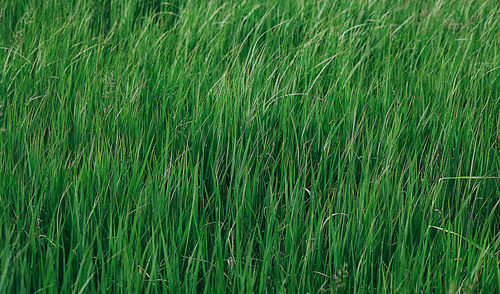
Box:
0;0;499;292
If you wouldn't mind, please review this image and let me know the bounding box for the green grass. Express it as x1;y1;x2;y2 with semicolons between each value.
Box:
0;0;499;292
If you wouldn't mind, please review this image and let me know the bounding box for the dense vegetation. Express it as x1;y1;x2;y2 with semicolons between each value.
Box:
0;0;499;292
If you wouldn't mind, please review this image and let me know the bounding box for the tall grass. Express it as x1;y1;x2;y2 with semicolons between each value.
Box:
0;0;499;292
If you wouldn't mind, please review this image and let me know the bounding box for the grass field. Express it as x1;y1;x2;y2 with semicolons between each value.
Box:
0;0;499;292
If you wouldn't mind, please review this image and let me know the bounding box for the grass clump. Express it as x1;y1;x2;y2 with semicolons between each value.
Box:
0;0;499;292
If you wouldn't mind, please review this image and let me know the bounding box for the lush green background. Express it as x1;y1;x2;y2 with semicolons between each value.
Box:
0;0;499;292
